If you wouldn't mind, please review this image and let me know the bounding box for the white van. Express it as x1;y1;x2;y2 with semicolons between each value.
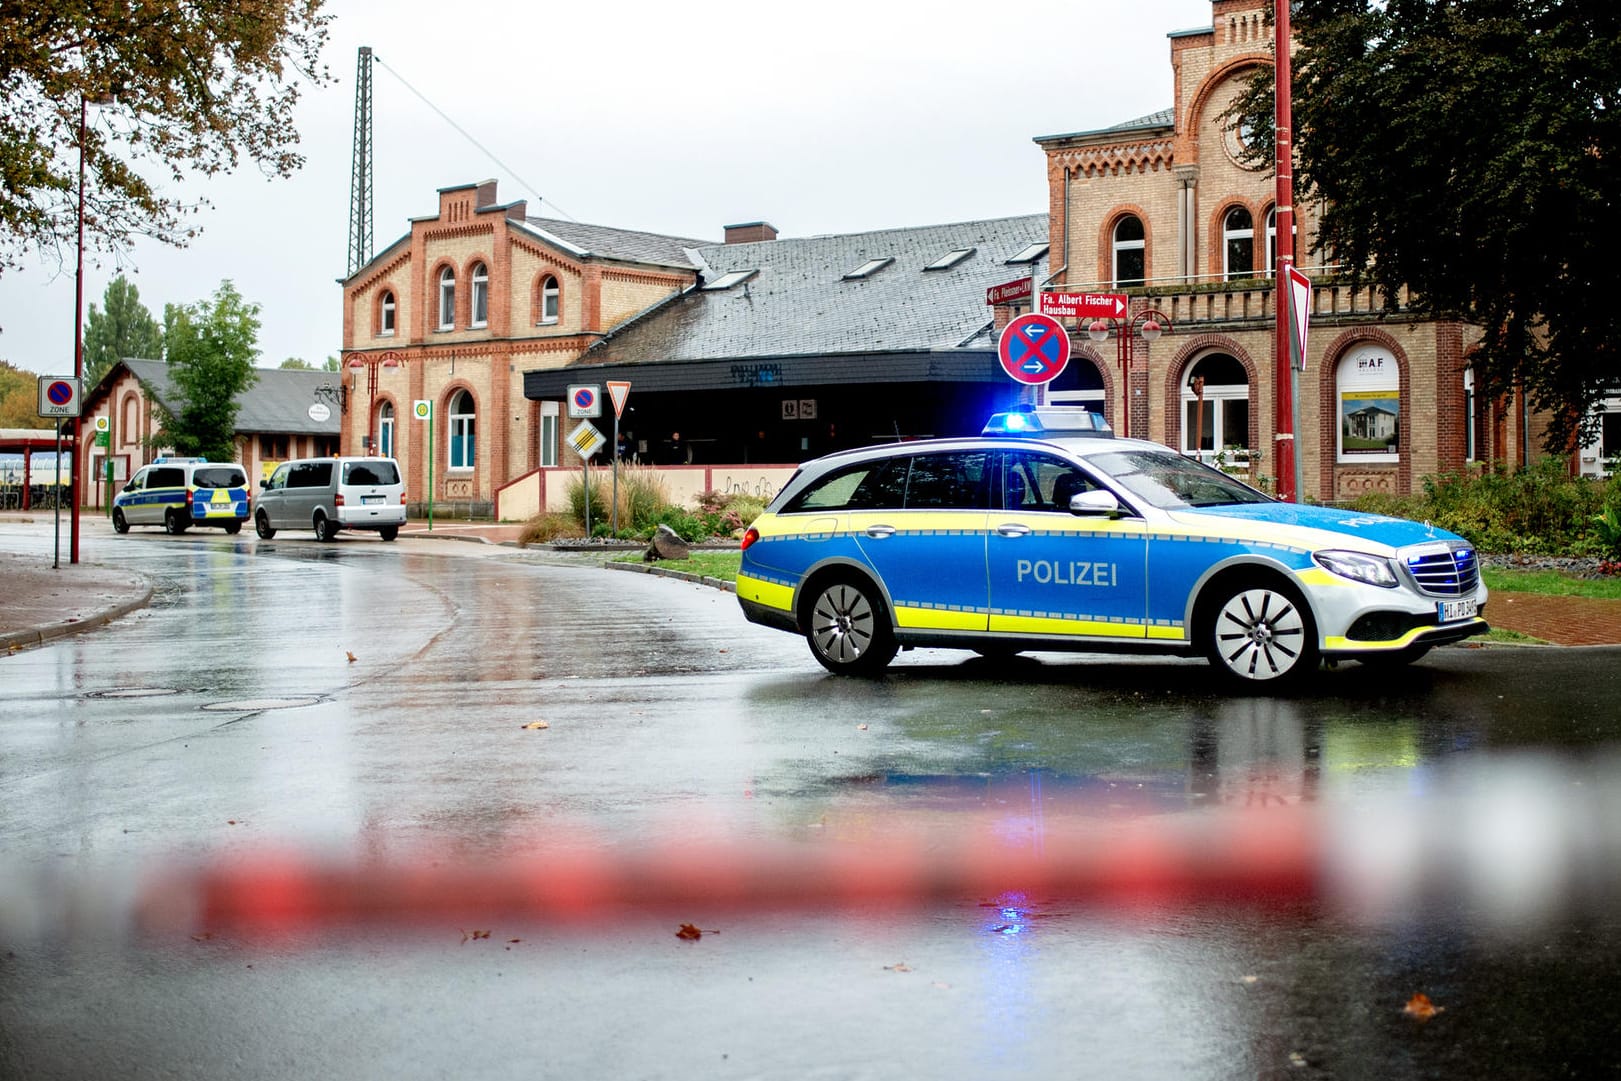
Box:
254;457;406;542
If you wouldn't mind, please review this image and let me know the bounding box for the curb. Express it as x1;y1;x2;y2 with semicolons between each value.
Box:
0;572;155;653
605;560;738;593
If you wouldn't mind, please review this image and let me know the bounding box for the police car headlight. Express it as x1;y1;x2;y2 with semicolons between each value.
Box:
1314;550;1399;588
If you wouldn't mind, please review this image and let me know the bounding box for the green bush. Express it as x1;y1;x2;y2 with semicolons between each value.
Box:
1347;459;1618;555
563;473;608;531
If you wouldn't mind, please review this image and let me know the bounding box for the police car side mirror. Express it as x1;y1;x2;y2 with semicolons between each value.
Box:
1068;490;1123;517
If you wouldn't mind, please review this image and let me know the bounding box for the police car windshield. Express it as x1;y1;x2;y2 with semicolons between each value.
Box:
1086;449;1271;510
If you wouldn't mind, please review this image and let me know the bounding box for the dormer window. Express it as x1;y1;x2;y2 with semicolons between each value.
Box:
538;275;559;324
379;290;396;336
437;266;455;330
470;262;489;327
842;257;893;280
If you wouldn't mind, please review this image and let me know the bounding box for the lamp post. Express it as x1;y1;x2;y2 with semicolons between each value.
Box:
1088;308;1172;439
346;351;402;453
69;94;89;565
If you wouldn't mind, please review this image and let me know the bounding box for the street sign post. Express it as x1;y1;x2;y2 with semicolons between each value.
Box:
986;277;1033;307
606;381;630;533
997;313;1071;386
36;376;82;418
1285;265;1312;372
1037;291;1128;321
569;421;607;536
567;384;601;418
414;399;434;529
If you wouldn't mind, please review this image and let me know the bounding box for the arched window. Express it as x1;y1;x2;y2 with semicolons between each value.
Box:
120;395;138;445
378;401;395;459
1112;216;1145;286
448;389;476;470
437;266;455;330
1181;354;1251;462
1336;345;1400;463
1265;207;1297;278
1223;207;1254;280
539;275;560;324
379;290;396;336
470;262;489;327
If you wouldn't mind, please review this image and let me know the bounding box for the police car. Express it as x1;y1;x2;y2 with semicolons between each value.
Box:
736;407;1488;683
112;457;251;535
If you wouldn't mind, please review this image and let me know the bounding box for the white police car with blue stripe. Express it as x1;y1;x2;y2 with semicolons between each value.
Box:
736;407;1488;683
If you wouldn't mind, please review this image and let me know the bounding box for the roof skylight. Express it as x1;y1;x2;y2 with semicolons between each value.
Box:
923;248;975;271
1006;243;1050;265
702;269;759;291
842;257;894;280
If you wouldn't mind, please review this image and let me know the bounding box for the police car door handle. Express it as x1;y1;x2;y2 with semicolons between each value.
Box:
995;523;1032;538
865;525;896;539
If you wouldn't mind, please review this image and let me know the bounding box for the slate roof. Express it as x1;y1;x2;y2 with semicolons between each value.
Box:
117;359;340;436
515;217;711;270
1033;108;1175;145
564;214;1049;371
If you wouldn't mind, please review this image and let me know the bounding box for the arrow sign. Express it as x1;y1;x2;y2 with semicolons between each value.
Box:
997;313;1071;386
1038;292;1128;320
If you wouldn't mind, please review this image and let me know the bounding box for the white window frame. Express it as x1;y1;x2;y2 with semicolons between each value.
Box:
1223;206;1255;281
1335;345;1401;464
448;390;476;471
470;262;488;328
378;401;395;459
437;267;455;330
379;290;396;336
1180;373;1252;464
539;275;559;324
540;401;559;467
1111;216;1145;287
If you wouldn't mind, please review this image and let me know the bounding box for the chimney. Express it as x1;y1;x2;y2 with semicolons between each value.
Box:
724;221;778;244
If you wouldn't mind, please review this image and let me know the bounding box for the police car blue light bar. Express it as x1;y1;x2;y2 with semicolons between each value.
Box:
982;406;1113;437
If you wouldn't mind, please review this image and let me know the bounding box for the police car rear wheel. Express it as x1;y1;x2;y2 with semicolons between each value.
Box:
164;509;187;535
112;508;129;534
805;578;897;676
224;520;242;535
1204;579;1317;683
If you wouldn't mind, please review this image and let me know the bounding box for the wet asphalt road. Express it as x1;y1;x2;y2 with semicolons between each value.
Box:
3;519;1621;1080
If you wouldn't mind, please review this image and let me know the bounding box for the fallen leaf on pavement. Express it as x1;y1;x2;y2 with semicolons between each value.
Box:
522;720;549;729
345;651;357;663
676;923;703;941
857;723;869;731
1403;992;1443;1020
884;962;912;973
460;929;491;943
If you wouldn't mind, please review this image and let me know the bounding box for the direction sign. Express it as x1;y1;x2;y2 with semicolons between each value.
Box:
36;376;81;418
567;384;601;418
997;314;1071;386
986;277;1033;306
1038;291;1128;320
607;380;631;419
568;420;606;459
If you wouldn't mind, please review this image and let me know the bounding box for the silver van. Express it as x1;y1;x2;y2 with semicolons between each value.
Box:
253;456;406;542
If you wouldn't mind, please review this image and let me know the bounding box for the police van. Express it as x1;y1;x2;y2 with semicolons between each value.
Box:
736;407;1489;684
112;457;251;535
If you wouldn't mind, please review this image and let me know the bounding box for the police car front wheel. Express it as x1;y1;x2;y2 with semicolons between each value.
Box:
1204;578;1318;683
803;577;897;676
112;508;129;534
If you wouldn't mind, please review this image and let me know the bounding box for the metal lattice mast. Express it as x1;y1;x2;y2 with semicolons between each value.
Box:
346;46;374;278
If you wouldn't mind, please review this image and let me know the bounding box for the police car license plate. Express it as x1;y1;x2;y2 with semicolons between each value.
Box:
362;495;384;505
1438;598;1477;623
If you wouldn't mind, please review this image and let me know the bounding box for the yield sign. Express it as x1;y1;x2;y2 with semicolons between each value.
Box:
997;313;1070;386
606;380;631;419
1284;264;1312;371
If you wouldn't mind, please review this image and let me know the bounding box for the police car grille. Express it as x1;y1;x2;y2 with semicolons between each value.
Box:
1406;548;1478;596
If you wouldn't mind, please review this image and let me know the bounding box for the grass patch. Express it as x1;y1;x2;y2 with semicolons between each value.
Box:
615;551;742;580
1482;568;1621;600
1481;626;1549;645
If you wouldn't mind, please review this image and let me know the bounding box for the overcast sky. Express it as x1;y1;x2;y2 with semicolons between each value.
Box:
1;0;1216;376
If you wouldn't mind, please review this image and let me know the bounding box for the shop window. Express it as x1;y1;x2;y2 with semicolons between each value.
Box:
1112;216;1145;286
449;389;476;470
1181;354;1251;463
1336;346;1401;463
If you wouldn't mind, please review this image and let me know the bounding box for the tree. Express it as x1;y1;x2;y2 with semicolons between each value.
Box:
83;274;163;387
280;357;313;369
1226;0;1621;451
0;359;39;428
0;2;332;273
158;281;260;461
